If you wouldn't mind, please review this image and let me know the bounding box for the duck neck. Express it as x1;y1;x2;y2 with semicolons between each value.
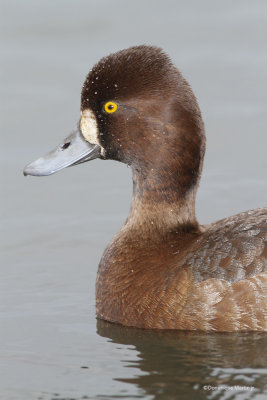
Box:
123;92;205;238
124;167;200;237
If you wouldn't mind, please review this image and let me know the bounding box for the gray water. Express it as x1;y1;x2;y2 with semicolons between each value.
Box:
1;0;267;399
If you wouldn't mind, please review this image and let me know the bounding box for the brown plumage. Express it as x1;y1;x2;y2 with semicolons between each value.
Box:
84;46;266;331
96;208;266;331
25;45;267;331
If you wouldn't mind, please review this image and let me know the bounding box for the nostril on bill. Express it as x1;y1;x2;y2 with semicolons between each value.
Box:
61;142;71;150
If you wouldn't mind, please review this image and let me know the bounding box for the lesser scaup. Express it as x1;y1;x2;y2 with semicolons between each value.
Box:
24;46;267;331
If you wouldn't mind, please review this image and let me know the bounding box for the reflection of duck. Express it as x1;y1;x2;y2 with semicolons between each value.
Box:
24;45;267;331
97;319;267;399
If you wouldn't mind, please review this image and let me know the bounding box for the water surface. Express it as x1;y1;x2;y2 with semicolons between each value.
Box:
1;0;267;399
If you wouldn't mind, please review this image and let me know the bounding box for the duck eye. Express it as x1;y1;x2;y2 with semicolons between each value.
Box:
104;101;118;114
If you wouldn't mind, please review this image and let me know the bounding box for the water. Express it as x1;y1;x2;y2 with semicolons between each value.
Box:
1;0;267;399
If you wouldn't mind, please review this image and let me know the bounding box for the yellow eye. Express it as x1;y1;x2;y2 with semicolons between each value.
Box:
104;101;118;114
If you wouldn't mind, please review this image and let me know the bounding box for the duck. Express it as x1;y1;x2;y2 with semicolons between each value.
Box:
24;45;267;332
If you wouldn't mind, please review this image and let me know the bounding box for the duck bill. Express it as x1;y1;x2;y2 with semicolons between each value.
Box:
23;125;101;177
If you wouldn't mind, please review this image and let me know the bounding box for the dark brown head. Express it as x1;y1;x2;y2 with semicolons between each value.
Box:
24;45;205;204
80;45;205;198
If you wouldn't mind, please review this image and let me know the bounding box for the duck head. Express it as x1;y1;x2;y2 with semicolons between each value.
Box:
24;45;205;230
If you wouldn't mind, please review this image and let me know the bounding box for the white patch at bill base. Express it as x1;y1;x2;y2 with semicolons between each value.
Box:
80;109;100;146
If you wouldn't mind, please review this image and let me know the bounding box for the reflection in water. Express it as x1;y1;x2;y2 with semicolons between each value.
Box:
97;320;267;400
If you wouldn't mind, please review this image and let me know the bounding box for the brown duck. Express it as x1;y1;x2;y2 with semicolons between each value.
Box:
24;45;267;331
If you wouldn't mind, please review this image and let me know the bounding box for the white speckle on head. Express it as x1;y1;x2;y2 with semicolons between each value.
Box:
80;109;105;156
